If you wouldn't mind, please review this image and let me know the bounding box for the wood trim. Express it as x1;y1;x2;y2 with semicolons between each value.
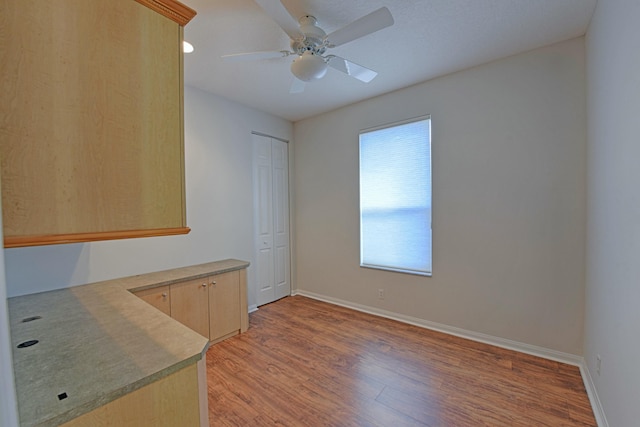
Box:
179;26;188;224
4;227;191;248
134;0;197;26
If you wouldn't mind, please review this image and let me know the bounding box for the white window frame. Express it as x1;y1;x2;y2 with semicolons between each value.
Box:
359;115;432;276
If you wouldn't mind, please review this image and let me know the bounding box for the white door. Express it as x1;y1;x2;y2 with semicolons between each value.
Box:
253;134;290;306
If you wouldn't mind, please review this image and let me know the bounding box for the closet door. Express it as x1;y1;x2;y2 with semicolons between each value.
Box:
253;134;290;306
271;139;291;301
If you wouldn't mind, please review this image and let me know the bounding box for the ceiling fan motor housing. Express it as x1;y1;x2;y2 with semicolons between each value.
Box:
291;15;327;55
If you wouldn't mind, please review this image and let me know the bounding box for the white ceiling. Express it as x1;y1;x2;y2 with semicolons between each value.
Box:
182;0;597;122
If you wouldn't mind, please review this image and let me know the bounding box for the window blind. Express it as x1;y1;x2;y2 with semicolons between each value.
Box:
359;116;432;275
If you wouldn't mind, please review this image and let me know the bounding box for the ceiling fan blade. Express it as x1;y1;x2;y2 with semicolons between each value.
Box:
325;7;394;47
253;0;304;40
290;78;306;93
221;51;289;61
327;56;378;83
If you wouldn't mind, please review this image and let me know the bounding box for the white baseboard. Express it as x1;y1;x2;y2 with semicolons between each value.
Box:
293;289;581;364
579;363;609;427
290;289;608;426
248;304;259;314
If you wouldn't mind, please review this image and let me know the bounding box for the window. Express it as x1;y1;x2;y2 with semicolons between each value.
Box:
359;116;432;276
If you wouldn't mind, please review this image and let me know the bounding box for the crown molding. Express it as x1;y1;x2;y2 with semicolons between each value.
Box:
135;0;196;26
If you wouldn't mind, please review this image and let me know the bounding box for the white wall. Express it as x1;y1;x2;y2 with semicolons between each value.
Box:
0;202;19;426
585;0;640;425
294;38;587;355
4;87;293;311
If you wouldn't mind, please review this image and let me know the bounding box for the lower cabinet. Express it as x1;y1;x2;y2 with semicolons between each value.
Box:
134;268;248;343
209;270;241;343
133;285;171;316
60;363;202;427
170;277;210;339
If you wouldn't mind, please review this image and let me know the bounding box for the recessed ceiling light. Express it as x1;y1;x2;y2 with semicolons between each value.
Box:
183;41;194;54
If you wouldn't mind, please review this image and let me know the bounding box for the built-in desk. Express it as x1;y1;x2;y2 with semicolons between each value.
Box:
8;259;249;427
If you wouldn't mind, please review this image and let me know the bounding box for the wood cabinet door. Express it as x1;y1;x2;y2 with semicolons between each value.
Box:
0;0;189;247
209;271;240;342
170;278;209;339
60;364;200;427
134;286;171;316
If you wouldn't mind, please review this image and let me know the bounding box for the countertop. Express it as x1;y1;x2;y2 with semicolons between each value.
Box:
8;259;250;427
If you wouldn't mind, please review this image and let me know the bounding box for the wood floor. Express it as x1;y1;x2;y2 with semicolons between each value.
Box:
206;296;596;426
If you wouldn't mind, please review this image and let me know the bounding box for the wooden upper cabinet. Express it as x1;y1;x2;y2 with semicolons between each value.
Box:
0;0;196;247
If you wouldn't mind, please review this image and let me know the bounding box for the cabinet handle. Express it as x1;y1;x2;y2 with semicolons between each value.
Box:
211;281;217;286
201;283;207;288
161;292;168;298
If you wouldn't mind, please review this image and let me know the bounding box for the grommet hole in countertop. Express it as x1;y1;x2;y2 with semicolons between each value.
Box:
17;340;39;348
22;316;42;323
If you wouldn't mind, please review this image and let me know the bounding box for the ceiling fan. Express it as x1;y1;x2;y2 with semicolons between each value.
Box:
222;0;394;93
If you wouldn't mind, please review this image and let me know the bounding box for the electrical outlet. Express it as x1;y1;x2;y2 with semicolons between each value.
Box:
596;355;602;375
378;289;384;299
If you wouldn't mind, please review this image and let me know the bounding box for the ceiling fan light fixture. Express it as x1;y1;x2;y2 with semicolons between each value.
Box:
290;51;328;82
183;40;194;53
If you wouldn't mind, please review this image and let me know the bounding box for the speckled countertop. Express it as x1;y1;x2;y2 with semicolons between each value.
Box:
8;258;250;427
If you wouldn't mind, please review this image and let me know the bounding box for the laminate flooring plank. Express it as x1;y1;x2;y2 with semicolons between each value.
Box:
206;296;596;426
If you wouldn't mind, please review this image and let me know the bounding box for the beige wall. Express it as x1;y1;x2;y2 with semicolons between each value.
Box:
585;0;640;425
294;38;586;355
